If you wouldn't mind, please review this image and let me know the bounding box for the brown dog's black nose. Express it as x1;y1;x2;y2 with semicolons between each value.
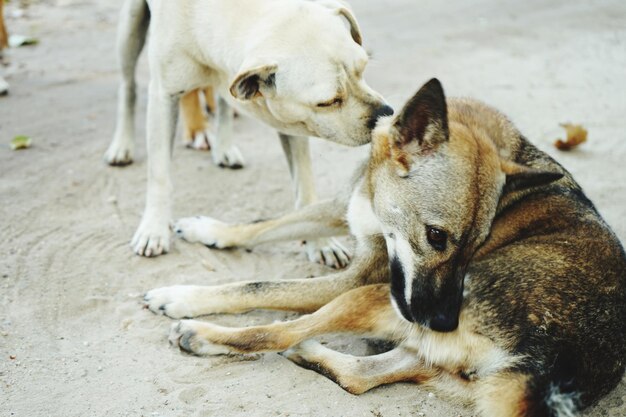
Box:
429;312;458;333
367;104;394;129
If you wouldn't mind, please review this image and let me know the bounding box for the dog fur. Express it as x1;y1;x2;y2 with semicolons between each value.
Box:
105;0;391;266
145;79;626;416
179;87;216;152
0;0;9;95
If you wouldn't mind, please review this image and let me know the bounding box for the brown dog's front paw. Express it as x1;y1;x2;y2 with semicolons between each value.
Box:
144;286;201;319
169;321;232;356
305;238;352;269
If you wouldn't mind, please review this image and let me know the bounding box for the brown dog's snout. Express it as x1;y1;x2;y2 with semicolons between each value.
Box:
367;104;394;129
428;311;459;333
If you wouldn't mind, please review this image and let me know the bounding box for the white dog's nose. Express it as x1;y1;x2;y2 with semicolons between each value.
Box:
367;104;394;129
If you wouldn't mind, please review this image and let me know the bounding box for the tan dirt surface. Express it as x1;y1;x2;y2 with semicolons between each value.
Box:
1;0;625;416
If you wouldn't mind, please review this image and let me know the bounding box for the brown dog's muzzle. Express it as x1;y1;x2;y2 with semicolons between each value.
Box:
390;256;465;333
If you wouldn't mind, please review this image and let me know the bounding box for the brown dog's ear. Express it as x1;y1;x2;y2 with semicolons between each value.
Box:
394;78;449;150
229;64;278;101
501;160;564;193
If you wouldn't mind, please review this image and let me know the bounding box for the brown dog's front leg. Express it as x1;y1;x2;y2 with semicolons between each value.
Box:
145;236;388;319
168;284;404;356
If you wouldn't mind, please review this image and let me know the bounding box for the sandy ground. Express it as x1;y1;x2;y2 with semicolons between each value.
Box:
1;0;625;415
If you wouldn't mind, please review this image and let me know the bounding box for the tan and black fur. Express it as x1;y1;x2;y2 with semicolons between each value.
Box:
145;79;626;416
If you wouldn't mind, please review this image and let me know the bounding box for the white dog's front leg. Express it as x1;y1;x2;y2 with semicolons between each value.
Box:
131;82;178;257
0;74;8;95
279;134;351;268
208;96;244;169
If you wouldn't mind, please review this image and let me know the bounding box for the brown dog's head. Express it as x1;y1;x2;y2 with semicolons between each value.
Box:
367;79;562;332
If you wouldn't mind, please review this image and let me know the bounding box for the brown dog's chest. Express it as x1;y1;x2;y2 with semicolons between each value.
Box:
400;323;518;382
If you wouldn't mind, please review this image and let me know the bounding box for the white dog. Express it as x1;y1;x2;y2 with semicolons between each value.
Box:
105;0;392;266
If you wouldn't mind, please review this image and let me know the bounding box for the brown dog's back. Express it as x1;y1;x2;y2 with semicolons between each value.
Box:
463;109;626;408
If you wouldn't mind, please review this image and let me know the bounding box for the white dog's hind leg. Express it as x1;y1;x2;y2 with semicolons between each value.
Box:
131;81;178;257
208;96;244;169
104;0;149;166
279;134;351;268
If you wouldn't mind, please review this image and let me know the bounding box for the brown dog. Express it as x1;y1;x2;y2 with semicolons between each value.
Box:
145;79;626;416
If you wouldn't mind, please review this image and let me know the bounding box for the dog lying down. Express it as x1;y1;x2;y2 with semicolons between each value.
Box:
145;79;626;417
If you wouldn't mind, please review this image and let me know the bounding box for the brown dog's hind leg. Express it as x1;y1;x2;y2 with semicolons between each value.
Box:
283;341;439;394
475;372;537;417
180;88;212;150
168;284;404;356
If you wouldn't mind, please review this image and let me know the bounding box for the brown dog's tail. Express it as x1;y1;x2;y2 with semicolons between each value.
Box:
524;378;580;417
522;354;582;417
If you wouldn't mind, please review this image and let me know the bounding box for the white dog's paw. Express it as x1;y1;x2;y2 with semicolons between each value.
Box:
144;285;204;319
169;320;232;356
0;75;8;96
210;144;245;169
173;216;237;248
131;216;171;257
184;130;213;151
104;138;134;166
305;237;352;269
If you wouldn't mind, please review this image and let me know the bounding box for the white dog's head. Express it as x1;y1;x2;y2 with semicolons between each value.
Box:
229;0;392;146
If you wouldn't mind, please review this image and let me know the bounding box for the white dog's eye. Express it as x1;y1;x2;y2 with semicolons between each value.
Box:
317;97;343;108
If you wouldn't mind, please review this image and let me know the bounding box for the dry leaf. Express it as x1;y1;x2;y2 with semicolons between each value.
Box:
554;123;587;151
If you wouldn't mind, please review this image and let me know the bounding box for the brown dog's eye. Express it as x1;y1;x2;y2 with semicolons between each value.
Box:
317;97;343;108
426;226;447;252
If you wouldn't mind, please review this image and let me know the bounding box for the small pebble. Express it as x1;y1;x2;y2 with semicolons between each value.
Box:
201;260;215;272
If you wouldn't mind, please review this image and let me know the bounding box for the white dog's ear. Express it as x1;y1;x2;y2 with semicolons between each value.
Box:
337;7;362;45
315;0;363;45
229;63;278;100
